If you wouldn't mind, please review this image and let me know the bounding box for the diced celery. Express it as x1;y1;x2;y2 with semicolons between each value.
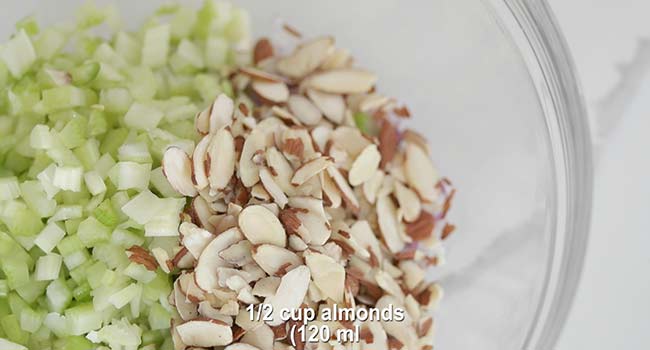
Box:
36;164;60;199
1;259;29;289
170;7;197;40
70;61;100;85
126;65;158;102
34;254;63;281
86;261;108;289
73;139;101;171
15;279;48;304
7;293;28;316
64;218;82;235
72;281;91;302
34;28;66;60
0;280;8;298
113;31;140;65
48;205;83;222
93;42;127;70
0;314;29;345
76;216;110;247
0;177;20;200
41;86;88;112
193;73;222;102
87;110;108;136
93;199;118;227
123;103;164;131
64;303;103;336
45;279;71;313
83;171;106;196
2;151;31;174
0;30;36;78
34;222;66;253
19;307;44;332
107;283;139;309
19;181;56;218
52;166;83;192
55;235;84;256
123;263;156;283
29;124;55;150
16;16;39;36
94;318;141;348
0;337;27;350
205;36;229;70
111;228;144;248
150;167;180;198
141;24;170;68
170;39;205;73
62;250;89;270
43;312;67;338
108;161;151;191
59;115;88;149
147;303;171;330
120;190;163;225
0;200;44;236
99;88;132;114
117;142;152;163
99;128;129;157
92;243;129;269
93;154;116;180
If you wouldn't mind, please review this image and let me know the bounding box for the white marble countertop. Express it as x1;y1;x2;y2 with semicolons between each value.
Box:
548;1;650;348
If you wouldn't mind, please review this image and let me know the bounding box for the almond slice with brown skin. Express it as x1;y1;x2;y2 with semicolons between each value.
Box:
404;143;439;202
189;196;215;232
174;278;199;321
288;95;322;126
195;108;210;135
276;36;334;79
252;277;281;297
252;244;302;276
309;68;377;94
241;324;274;350
192;134;211;190
326;166;360;214
195;227;243;292
264;265;311;326
331;126;371;158
252;81;289;103
320;47;352;70
178;271;206;303
253;38;274;65
238;205;287;247
240;118;284;187
349;144;381;186
310;125;332;153
198;301;234;325
291;156;332;186
180;222;215;259
288;196;331;245
306;89;345;124
320;171;342;208
176;319;233;347
374;270;405;300
219;240;253;267
209;94;234;134
208;126;236;191
150;247;171;273
376;195;406;253
393;182;422;223
305;251;345;303
239;67;285;83
270;106;302;126
259;167;289;209
162;147;198;197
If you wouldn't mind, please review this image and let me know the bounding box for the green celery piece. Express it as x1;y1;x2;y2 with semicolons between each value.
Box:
100;128;129;157
70;61;100;85
0;314;29;345
16;16;40;36
53;335;94;350
93;198;119;227
59;115;88;149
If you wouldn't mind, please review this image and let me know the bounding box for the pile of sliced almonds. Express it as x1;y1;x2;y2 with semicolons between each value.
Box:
158;32;456;350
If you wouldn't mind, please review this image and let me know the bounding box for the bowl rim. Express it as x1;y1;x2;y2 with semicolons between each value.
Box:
486;0;593;347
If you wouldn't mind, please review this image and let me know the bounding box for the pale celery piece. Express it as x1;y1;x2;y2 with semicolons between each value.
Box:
0;1;250;348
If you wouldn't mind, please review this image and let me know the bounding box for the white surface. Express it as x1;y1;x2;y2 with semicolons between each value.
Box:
549;1;650;348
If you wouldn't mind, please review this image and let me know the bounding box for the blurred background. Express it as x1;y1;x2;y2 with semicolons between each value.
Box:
548;0;650;348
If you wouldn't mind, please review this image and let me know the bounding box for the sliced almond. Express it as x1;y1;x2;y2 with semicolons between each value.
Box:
288;196;331;245
195;228;243;292
331;126;371;158
176;319;233;347
192;135;211;190
291;156;332;186
326;166;359;214
198;301;234;325
404;143;439;202
259;167;289;209
240;119;283;187
288;234;308;252
241;324;274;350
209;94;234;134
189;196;215;232
219;240;254;267
320;47;352;70
363;170;385;204
311;125;332;153
238;205;286;247
195;108;210;135
151;247;171;273
265;147;295;195
252;81;289;103
276;37;334;79
374;270;405;300
270;106;302;126
349;144;381;186
305;251;345;303
264;265;311;326
288;95;322;125
320;171;342;208
378;121;399;169
174;278;199;321
398;260;425;291
349;221;383;265
208;126;236;191
253;38;274;65
393;182;421;223
180;222;215;259
309;68;377;94
376;196;405;253
306;89;345;124
240;67;285;83
252;277;281;297
179;271;206;303
162;147;198;197
359;94;390;112
252;244;302;276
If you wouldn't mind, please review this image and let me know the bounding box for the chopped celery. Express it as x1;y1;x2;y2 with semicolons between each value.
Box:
1;314;29;345
123;103;164;131
34;222;66;253
108;162;151;191
76;216;110;247
70;61;100;85
147;303;171;330
141;24;170;68
64;303;102;336
34;254;63;281
41;86;88;112
0;177;20;201
16;16;39;36
120;190;163;225
19;181;57;218
52;166;83;192
45;279;72;313
123;263;156;283
99;128;129;157
0;201;44;236
59;115;88;149
0;30;36;78
0;337;27;350
93;199;118;227
19;307;44;332
1;259;29;289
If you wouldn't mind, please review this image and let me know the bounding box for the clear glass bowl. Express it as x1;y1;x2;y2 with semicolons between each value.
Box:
0;0;592;349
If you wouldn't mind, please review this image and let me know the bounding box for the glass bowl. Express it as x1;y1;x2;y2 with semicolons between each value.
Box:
0;0;592;349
